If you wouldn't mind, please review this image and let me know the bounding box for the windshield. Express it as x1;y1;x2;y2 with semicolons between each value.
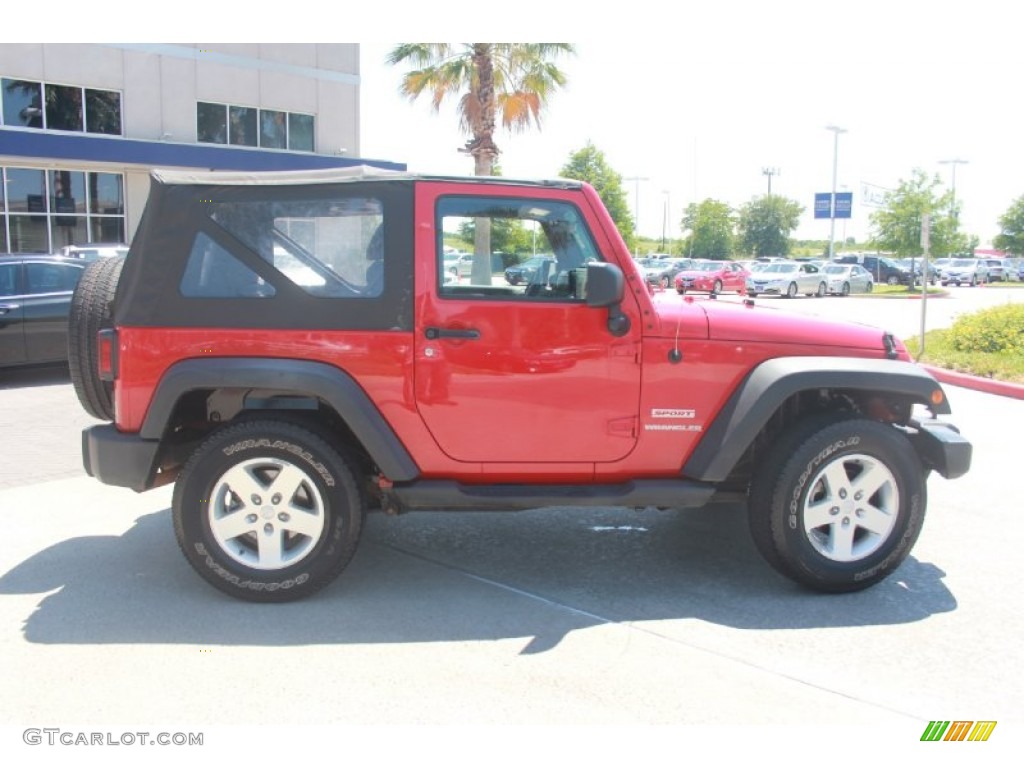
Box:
823;265;848;274
950;259;975;267
762;263;797;274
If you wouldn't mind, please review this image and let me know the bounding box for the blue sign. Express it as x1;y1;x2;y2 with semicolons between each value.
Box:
814;193;832;219
814;191;854;219
834;192;853;219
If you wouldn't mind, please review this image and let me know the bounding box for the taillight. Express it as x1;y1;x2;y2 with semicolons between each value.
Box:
98;329;118;381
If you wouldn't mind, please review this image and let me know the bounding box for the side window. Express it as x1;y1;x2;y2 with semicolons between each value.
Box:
0;263;18;296
181;233;275;298
25;262;83;293
436;196;601;301
209;197;383;298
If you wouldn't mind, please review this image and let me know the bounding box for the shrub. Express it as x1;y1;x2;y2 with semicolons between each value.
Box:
946;303;1024;354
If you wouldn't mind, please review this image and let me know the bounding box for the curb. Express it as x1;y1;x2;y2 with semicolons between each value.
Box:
921;364;1024;401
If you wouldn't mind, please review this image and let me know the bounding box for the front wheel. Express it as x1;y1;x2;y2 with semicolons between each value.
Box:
748;417;926;592
815;282;826;297
841;281;851;296
786;282;798;298
173;420;364;602
712;279;723;294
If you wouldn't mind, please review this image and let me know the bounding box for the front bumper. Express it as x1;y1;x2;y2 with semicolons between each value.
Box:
82;425;160;492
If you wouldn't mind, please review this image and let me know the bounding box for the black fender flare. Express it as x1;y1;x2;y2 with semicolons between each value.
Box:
683;357;950;482
141;357;420;482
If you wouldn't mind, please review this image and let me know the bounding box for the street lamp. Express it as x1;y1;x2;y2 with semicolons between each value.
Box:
762;167;780;195
623;175;649;257
825;125;847;260
661;190;670;251
939;158;968;223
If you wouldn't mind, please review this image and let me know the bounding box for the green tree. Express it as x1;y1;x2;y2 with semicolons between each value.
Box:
559;142;635;250
681;199;734;259
994;195;1024;256
387;43;574;282
736;195;803;257
868;169;969;257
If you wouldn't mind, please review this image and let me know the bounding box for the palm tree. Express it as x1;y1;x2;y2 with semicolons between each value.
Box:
386;43;575;176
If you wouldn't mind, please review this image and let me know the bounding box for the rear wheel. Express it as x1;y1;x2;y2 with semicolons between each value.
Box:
748;417;926;592
173;420;365;602
68;256;125;421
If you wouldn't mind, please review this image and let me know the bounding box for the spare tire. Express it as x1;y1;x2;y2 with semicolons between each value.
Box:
68;256;125;421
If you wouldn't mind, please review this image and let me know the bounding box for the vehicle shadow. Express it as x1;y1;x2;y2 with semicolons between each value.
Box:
0;502;956;650
0;363;71;390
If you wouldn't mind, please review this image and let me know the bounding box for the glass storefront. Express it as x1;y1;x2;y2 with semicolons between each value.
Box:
1;167;126;253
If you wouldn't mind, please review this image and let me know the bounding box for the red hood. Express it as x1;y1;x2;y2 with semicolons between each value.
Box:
649;295;904;352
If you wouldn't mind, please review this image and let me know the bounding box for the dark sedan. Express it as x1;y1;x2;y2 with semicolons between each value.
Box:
1;255;87;368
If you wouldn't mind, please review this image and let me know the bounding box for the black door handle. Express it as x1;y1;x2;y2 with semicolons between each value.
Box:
425;327;480;340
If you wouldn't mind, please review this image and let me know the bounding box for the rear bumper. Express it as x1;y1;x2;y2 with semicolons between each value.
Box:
82;425;159;492
909;419;972;480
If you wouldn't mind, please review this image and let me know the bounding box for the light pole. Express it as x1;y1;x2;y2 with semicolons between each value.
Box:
939;158;968;224
762;166;780;195
661;190;670;252
825;125;847;260
623;175;649;257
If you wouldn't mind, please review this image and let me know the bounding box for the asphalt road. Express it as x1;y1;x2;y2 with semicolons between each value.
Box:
1;289;1021;764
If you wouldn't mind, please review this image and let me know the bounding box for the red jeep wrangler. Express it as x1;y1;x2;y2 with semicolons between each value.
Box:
71;167;971;602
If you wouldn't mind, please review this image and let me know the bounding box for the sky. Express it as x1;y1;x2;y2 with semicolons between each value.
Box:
21;0;1021;246
352;1;1020;246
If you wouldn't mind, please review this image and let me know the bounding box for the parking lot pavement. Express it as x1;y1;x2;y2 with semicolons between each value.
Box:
0;384;1022;735
0;366;102;490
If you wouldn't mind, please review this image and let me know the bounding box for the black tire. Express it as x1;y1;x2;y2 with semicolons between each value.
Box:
886;275;899;286
172;419;364;602
841;281;851;296
712;279;723;294
68;256;125;421
815;282;826;298
747;291;758;298
748;417;926;593
786;282;798;298
676;286;686;295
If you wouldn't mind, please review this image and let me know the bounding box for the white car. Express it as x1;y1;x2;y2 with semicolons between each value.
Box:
746;261;827;298
822;263;874;296
443;251;474;278
940;258;989;286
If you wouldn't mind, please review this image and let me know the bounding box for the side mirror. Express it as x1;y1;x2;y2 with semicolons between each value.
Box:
585;262;630;337
585;262;625;308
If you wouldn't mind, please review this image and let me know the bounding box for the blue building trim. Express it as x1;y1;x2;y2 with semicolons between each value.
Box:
0;129;405;172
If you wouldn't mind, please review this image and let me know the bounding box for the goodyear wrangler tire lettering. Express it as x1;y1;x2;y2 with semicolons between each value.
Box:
748;418;925;593
174;420;364;603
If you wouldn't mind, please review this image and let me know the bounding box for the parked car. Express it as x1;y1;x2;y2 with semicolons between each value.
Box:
898;258;939;285
504;255;556;285
940;258;989;287
674;260;749;294
643;257;693;288
982;258;1006;282
56;243;129;261
745;261;827;298
833;254;913;286
1;255;87;368
443;250;474;278
822;263;874;296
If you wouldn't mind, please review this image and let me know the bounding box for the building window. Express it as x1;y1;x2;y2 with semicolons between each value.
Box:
0;78;122;136
1;166;126;254
197;102;315;152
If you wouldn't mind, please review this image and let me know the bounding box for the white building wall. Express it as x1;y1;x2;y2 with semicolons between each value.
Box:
1;43;361;243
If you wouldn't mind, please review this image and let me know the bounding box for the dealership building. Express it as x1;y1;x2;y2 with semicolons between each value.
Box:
0;43;401;254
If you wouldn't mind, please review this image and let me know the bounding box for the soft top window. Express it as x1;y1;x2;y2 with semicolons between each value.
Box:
209;198;384;298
